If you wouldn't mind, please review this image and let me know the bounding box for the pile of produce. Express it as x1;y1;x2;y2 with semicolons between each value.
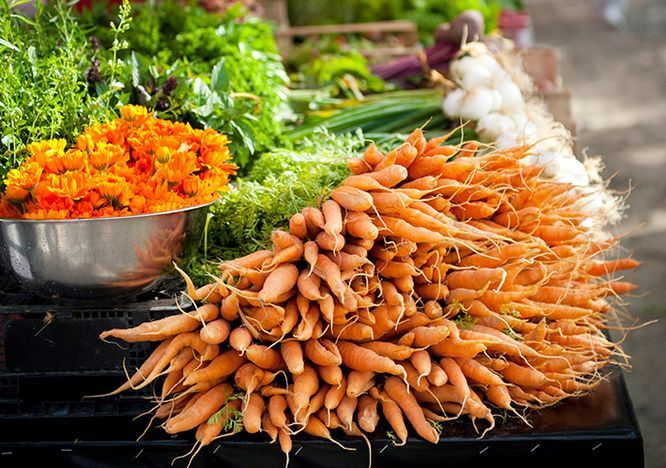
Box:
0;106;235;219
98;129;637;464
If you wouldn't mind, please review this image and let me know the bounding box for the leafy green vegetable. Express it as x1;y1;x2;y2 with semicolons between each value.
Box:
0;0;113;183
83;0;289;172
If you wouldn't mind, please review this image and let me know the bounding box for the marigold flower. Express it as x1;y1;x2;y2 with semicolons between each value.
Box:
23;209;69;220
1;106;235;220
27;139;67;169
5;185;30;203
46;172;89;201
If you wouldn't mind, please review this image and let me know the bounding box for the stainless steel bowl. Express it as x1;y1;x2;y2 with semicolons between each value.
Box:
0;203;212;303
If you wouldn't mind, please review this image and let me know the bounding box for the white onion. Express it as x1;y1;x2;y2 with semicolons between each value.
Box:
551;157;590;186
460;66;493;89
443;88;465;117
458;87;495;120
477;113;516;141
450;56;481;81
497;80;524;111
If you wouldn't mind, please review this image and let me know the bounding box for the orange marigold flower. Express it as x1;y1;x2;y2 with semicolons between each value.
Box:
181;176;201;197
23;209;69;220
5;185;30;203
120;105;150;123
46;172;90;201
26;139;67;169
2;106;233;220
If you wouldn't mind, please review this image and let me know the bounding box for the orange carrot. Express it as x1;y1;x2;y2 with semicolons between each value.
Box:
258;264;299;303
99;304;218;343
319;365;344;387
427;361;448;387
304;338;342;366
384;377;439;443
200;319;231;345
184;349;245;386
411;350;432;385
164;383;233;434
246;344;282;371
280;341;304;375
357;395;379;433
293;364;319;419
330;186;374;211
338;341;405;376
242;393;265;434
346;370;376;397
289;213;308;239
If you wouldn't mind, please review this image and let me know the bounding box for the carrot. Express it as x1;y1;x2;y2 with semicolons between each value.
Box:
384;377;439;443
424;300;443;319
304;415;352;449
257;264;299;303
411;325;450;347
242;392;265;434
293;364;319;419
164;383;233;434
330;186;374;211
200;319;231;345
346;370;375;398
229;327;252;355
336;395;358;430
289;213;308;240
312;254;347;304
302;207;326;237
360;341;416;361
220;294;240;322
221;250;273;275
402;361;430;392
246;344;282;371
342;173;392;192
427;361;448;387
357;395;379;433
586;258;640;276
411;350;432;385
365;165;408;188
278;429;292;467
338;341;405;376
304;338;342;366
268;394;289;429
501;362;550;387
89;338;173;398
316;231;346;251
440;358;471;400
345;211;379;240
324;375;347;413
374;216;447;244
297;270;324;301
319;365;344;386
99;304;218;342
456;357;504;386
607;281;638;296
184;349;245;386
363;144;384;165
280;341;304;375
408;155;449;179
347;157;371;175
293;304;320;341
370;388;408;446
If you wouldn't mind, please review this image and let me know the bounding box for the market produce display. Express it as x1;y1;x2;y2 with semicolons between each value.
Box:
98;130;637;465
0;106;235;219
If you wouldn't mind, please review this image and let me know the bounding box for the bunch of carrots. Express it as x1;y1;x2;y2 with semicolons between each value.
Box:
97;129;638;466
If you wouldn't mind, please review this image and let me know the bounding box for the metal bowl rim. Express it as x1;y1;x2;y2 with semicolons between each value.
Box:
0;200;216;225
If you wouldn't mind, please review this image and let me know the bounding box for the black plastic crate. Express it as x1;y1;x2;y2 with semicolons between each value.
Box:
0;283;192;419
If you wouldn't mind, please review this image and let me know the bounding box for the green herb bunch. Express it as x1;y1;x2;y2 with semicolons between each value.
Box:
0;0;112;183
